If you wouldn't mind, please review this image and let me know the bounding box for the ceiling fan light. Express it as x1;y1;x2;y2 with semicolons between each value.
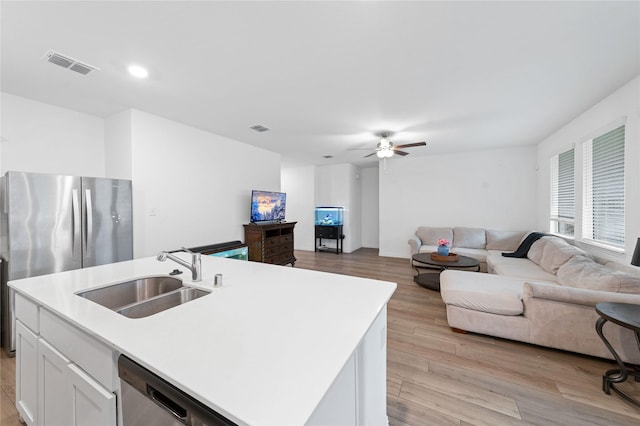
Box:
377;148;393;158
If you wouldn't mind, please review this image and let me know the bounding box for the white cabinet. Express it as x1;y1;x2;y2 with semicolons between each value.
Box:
38;339;72;426
306;353;357;426
15;297;117;426
306;307;389;425
68;364;117;426
16;320;38;426
37;338;116;426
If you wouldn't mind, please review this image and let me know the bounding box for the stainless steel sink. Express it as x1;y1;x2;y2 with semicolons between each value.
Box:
77;276;184;310
116;287;210;319
76;276;211;318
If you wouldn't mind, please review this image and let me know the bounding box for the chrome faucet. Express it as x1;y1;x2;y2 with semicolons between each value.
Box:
157;247;202;282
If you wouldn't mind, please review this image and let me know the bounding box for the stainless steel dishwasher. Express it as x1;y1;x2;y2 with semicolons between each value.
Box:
118;355;236;426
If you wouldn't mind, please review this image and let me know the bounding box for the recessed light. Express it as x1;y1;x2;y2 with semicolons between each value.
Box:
128;65;148;79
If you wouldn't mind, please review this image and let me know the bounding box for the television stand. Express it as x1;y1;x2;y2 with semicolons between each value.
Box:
244;222;297;266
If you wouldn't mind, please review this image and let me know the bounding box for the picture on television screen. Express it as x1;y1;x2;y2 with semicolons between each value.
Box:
251;190;286;222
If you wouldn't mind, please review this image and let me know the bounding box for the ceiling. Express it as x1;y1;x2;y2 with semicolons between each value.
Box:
1;1;639;168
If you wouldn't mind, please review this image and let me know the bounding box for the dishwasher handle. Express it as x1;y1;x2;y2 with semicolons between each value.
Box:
147;384;188;422
118;354;237;426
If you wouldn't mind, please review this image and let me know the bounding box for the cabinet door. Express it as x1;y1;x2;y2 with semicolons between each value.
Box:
38;339;73;426
68;364;117;426
16;320;38;426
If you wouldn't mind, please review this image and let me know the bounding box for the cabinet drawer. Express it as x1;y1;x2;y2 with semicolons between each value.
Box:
317;228;340;238
265;246;282;257
281;234;292;244
39;309;117;391
15;293;39;334
266;237;281;247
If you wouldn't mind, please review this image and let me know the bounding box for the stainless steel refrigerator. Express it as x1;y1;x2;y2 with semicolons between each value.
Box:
1;171;133;354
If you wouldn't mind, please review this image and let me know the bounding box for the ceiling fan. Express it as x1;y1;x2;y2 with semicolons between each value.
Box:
361;132;426;159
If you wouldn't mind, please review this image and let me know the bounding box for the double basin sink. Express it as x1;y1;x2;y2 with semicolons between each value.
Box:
77;276;210;318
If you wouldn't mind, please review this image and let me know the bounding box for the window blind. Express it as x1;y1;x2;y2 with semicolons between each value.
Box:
550;148;575;235
582;125;625;247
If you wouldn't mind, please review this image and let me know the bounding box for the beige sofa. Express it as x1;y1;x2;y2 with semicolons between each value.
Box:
440;235;640;364
408;226;529;272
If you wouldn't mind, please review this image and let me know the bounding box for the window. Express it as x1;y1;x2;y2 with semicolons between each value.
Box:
582;125;625;247
549;123;626;251
550;148;575;236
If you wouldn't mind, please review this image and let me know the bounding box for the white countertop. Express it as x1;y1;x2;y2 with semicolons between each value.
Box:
9;253;396;425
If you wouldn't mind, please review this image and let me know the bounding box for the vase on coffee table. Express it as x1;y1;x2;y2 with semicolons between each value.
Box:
437;245;450;256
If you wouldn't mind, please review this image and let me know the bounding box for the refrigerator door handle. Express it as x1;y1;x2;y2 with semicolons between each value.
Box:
85;189;94;256
72;189;81;260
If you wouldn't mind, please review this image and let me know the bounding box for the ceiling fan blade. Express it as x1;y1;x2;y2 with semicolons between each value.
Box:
363;152;377;158
394;141;426;149
394;150;409;156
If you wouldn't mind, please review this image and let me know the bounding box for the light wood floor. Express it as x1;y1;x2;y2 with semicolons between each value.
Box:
293;248;640;425
1;248;639;425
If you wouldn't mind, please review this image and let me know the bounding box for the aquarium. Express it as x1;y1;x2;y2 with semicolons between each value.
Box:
208;246;248;261
314;206;344;226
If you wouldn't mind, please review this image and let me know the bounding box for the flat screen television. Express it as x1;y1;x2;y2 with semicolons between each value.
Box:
250;190;286;223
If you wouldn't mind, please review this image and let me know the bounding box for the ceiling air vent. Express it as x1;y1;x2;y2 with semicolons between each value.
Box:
250;124;270;133
44;50;99;75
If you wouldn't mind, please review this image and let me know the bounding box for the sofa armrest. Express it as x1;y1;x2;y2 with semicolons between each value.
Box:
408;235;422;256
523;282;640;308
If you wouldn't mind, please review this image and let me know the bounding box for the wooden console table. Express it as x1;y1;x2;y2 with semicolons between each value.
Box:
244;222;296;266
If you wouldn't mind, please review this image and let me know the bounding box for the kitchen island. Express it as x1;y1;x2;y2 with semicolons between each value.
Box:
9;252;396;425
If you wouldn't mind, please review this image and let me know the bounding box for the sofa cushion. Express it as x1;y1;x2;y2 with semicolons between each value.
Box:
486;254;558;282
605;261;640;278
453;227;486;249
485;230;528;251
440;270;524;316
450;247;487;265
418;245;438;254
416;227;452;246
538;237;586;274
527;238;549;265
557;256;640;294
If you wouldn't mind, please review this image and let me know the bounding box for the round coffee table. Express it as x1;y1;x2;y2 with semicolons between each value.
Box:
411;252;481;291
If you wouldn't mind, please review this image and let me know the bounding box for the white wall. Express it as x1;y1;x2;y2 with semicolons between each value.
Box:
0;92;105;176
536;76;640;262
128;109;282;258
379;146;539;258
347;164;362;252
1;96;284;260
360;167;379;248
104;109;133;180
282;164;316;251
316;163;362;253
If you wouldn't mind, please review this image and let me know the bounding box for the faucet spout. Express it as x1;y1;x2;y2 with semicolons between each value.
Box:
157;248;202;282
